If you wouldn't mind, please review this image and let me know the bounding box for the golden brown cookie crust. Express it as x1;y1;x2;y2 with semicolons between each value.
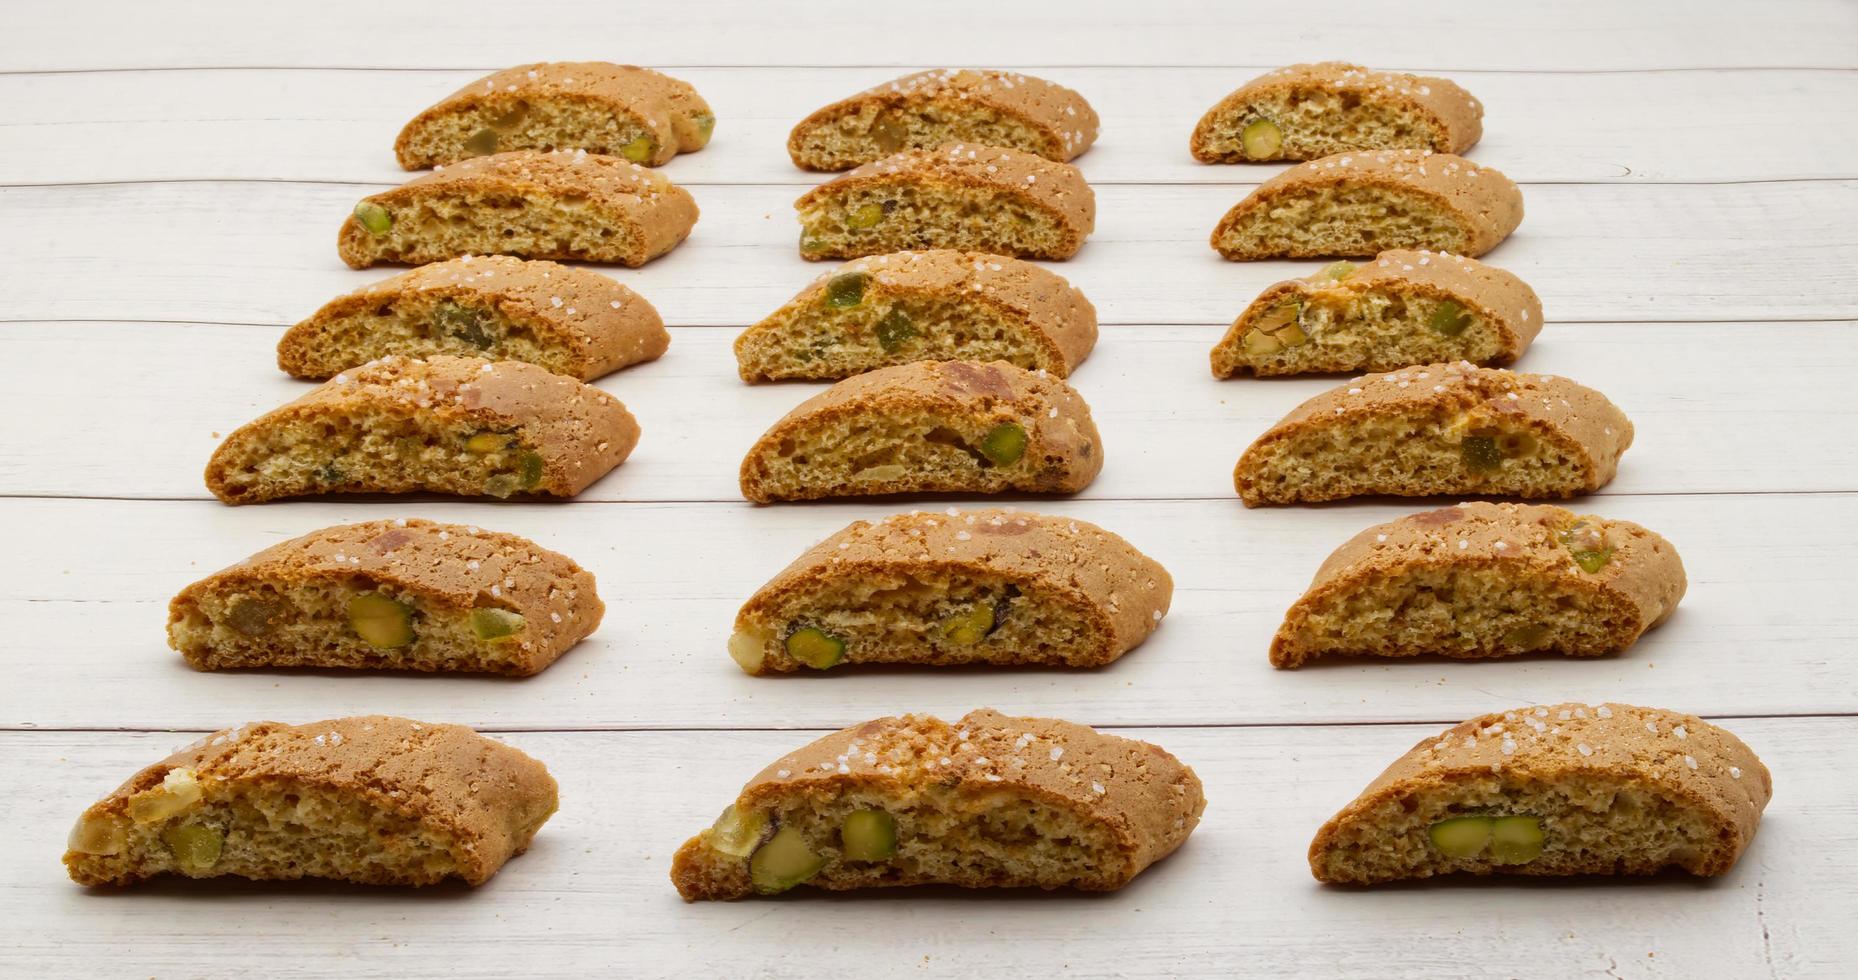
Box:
206;355;640;503
168;519;604;676
396;62;712;168
338;150;700;268
65;716;559;886
670;708;1205;899
738;359;1104;502
788;69;1099;168
737;508;1172;669
795;143;1096;260
1233;361;1633;505
279;255;668;382
1309;703;1772;881
1191;62;1483;162
1211;150;1523;259
737;250;1098;380
1211;249;1543;378
1271;502;1686;667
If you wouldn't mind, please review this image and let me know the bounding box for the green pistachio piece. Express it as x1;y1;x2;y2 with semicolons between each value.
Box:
432;301;493;349
979;423;1027;467
1490;815;1546;864
1428;300;1474;337
800;231;827;254
875;308;917;352
353;201;393;236
824;272;868;309
1274;323;1309;347
347;593;414;649
470;608;526;641
1427;816;1492;859
162;823;224;872
1240;117;1283;159
1320;261;1358;281
692;113;716;145
1570;549;1613;573
1242;329;1283;357
749;825;828;894
464;127;500;157
1254;300;1299;333
1461;434;1503;473
466;432;509;454
709;805;769;858
621;136;655;163
1560;520;1613;572
517;450;545;489
940;604;995;646
847;203;885;229
840;809;898;861
785;626;846;669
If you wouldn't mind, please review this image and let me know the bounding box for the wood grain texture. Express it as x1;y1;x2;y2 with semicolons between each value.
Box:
15;720;1852;979
4;67;1855;186
3;181;1854;327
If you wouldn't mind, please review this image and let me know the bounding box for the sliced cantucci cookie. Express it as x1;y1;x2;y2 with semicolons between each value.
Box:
728;509;1171;674
168;519;603;676
795;143;1095;261
1209;250;1542;378
395;61;713;169
734;250;1097;382
1210;150;1522;260
1271;503;1685;668
206;355;639;504
279;255;668;382
738;360;1102;503
1191;62;1482;164
788;68;1099;171
1234;362;1632;506
65;716;558;887
671;708;1204;899
1309;703;1771;883
338;150;700;269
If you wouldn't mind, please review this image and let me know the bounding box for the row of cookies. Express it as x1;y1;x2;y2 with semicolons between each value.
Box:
64;702;1771;895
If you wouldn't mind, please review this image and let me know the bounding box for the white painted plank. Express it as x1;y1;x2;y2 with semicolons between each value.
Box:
5;0;1854;72
4;490;1854;731
7;720;1850;979
1;321;1853;503
5;67;1855;186
2;181;1854;328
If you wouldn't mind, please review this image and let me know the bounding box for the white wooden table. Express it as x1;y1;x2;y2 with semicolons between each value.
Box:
5;2;1856;977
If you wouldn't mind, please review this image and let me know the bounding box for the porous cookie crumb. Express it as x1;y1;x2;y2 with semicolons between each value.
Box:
735;250;1097;381
789;69;1098;170
1192;62;1482;163
729;509;1170;673
670;709;1203;900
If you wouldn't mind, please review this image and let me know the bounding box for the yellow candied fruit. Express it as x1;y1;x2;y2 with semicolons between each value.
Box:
129;768;203;823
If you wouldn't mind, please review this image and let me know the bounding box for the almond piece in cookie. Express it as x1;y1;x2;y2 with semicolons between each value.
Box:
728;509;1170;674
1210;150;1522;260
168;519;603;676
279;256;667;381
206;355;639;504
670;709;1204;900
395;62;712;169
738;360;1103;502
789;69;1098;170
1309;703;1771;883
1271;503;1685;668
65;716;558;887
734;250;1096;382
338;150;699;269
1191;62;1482;163
1210;250;1542;378
1233;362;1631;506
795;144;1094;261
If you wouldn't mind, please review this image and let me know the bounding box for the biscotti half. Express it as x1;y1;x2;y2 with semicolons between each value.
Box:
1234;362;1631;506
395;62;713;169
795;143;1095;261
670;708;1204;900
1191;62;1482;163
65;716;558;887
738;360;1103;502
279;256;668;382
1309;703;1771;883
728;509;1170;674
1210;250;1542;378
168;519;603;676
1271;503;1685;668
789;69;1098;170
206;355;639;504
734;250;1097;382
1211;150;1522;260
338;150;699;268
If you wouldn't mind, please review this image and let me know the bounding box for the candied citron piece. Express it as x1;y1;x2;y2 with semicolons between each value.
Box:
162;824;225;872
1428;300;1473;337
348;593;415;649
1461;434;1503;473
874;308;917;352
709;805;770;858
824;272;868;309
